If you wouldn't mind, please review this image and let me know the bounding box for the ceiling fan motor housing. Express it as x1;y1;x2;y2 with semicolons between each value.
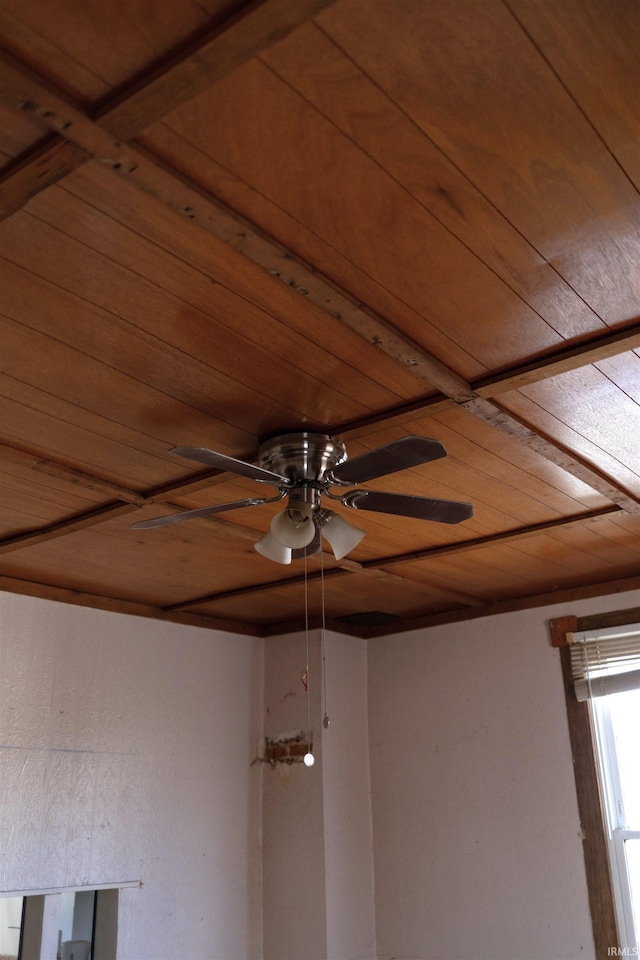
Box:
258;432;347;487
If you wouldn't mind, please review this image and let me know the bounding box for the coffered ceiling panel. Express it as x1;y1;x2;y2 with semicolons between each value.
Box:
0;0;638;636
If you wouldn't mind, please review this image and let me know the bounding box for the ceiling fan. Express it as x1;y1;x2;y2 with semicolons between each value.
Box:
132;432;473;564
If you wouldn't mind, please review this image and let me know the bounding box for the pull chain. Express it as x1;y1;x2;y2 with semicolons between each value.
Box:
303;552;314;766
321;546;330;729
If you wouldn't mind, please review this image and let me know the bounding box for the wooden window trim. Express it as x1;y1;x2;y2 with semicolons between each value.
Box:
550;608;640;958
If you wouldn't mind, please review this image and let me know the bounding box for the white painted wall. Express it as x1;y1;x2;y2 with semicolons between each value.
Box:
322;632;376;960
262;630;327;960
3;586;637;960
367;590;639;960
262;630;376;960
0;592;263;960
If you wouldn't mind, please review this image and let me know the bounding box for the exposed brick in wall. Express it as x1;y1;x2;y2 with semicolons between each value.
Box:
263;731;313;765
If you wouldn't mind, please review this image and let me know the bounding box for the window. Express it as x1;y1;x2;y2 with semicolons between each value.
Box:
0;883;135;960
0;896;23;960
560;614;640;954
591;687;640;950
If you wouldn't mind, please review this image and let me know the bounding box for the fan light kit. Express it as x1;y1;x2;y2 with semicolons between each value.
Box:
131;432;474;771
132;432;473;563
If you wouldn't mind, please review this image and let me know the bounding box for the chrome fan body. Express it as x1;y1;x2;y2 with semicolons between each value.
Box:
132;432;473;563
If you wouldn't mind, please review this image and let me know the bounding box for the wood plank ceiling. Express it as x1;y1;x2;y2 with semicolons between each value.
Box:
0;0;638;637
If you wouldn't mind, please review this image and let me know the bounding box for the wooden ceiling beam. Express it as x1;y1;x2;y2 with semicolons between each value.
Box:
337;338;640;516
99;0;340;140
160;504;620;610
339;321;640;438
3;309;640;572
165;558;482;612
163;564;350;611
0;502;138;555
366;504;622;569
0;35;638;522
117;145;474;401
463;398;640;516
3;568;638;643
360;573;640;640
473;320;640;397
2;40;638;412
0;479;484;606
0;497;266;556
0;440;238;507
0;0;337;218
0;136;89;219
0;574;261;636
0;440;144;503
1;391;637;570
0;2;339;158
0;38;471;401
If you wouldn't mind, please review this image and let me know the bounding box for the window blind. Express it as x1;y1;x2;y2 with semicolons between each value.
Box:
570;623;640;701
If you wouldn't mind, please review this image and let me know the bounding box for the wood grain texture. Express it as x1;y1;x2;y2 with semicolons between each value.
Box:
578;606;640;635
559;644;620;958
0;0;638;628
0;206;401;425
261;20;605;341
0;32;474;405
60;164;426;399
549;615;577;647
0;137;89;217
498;371;640;494
318;0;640;322
101;0;340;139
466;396;640;512
160;57;570;371
0;0;221;99
474;323;640;397
0;502;138;554
141;120;489;381
0;440;144;502
0;0;338;219
0;573;261;635
506;0;640;189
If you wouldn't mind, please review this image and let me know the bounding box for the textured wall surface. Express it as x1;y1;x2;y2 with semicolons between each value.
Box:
262;630;327;960
0;592;263;960
367;590;639;960
321;632;376;960
3;586;637;960
261;630;376;960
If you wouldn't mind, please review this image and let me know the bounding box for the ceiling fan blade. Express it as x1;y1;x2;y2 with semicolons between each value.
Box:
131;497;266;530
342;490;473;524
330;436;447;485
170;446;288;484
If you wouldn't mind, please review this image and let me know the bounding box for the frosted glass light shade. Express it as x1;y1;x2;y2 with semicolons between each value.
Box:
270;502;315;548
254;531;292;564
322;512;365;560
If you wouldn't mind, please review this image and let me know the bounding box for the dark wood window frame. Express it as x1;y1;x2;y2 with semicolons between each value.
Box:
550;606;640;959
